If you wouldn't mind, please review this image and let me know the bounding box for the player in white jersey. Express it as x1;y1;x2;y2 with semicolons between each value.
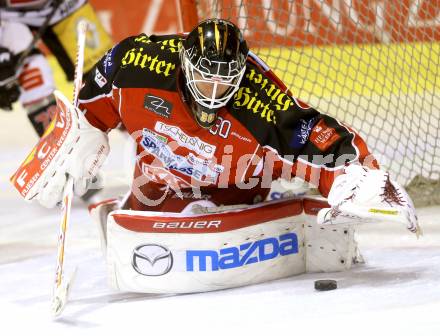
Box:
0;0;112;136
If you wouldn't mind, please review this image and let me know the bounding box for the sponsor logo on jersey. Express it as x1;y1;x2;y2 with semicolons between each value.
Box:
233;86;277;124
154;121;216;158
94;68;107;88
309;119;341;151
134;36;181;53
132;244;173;276
289;117;317;149
121;47;176;77
134;35;151;44
140;129;221;183
186;233;298;271
187;153;224;173
246;69;294;111
143;129;168;144
141;163;191;189
144;95;172;118
230;131;251;143
103;45;117;74
232;68;299;124
157;38;181;53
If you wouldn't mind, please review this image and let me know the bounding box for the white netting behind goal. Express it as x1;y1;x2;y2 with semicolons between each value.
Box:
189;0;440;206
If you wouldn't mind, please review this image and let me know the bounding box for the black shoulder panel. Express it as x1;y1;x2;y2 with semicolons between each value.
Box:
113;33;183;90
228;56;320;157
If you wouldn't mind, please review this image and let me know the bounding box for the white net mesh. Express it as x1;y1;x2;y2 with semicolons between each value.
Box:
192;0;440;206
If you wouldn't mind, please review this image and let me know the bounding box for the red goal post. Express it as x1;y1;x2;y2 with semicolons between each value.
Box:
178;0;440;207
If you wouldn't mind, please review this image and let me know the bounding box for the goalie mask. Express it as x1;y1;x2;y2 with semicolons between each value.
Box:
181;19;248;128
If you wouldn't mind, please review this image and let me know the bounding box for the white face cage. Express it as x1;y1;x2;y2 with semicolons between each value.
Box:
181;48;246;109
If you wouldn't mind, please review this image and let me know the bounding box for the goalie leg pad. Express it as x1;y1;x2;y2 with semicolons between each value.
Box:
305;220;358;273
93;196;363;293
89;198;120;257
105;198;306;293
304;198;360;273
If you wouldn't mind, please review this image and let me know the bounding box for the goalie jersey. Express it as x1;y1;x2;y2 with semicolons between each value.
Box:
78;33;378;211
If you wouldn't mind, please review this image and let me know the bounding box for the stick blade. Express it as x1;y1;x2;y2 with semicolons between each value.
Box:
51;267;78;318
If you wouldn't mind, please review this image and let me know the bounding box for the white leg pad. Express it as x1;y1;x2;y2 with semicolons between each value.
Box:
105;198;306;293
91;196;364;293
89;198;120;257
303;198;360;273
305;217;357;272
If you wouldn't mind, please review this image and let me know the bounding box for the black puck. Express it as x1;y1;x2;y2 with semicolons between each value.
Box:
314;279;337;291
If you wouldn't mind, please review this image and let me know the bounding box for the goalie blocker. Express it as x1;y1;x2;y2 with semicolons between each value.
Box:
90;196;360;294
9;90;109;208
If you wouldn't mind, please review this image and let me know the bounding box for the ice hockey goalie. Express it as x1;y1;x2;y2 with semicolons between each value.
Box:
11;19;419;293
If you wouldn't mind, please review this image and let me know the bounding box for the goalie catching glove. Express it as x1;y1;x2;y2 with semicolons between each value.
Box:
10;91;109;208
317;165;420;235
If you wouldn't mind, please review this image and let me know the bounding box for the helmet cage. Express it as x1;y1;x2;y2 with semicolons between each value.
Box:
181;48;246;109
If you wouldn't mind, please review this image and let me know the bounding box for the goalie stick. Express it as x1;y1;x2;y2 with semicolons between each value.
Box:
51;177;75;316
51;19;88;318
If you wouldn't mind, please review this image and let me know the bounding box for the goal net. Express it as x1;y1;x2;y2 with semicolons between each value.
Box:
179;0;440;206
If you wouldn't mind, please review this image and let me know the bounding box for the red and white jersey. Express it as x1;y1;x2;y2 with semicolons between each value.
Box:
78;33;378;211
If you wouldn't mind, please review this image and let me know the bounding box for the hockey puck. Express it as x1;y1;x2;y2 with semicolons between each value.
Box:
314;279;337;291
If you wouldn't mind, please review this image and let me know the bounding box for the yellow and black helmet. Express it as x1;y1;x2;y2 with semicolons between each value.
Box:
181;19;248;128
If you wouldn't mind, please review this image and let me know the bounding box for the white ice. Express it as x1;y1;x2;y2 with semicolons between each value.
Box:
1;111;440;336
